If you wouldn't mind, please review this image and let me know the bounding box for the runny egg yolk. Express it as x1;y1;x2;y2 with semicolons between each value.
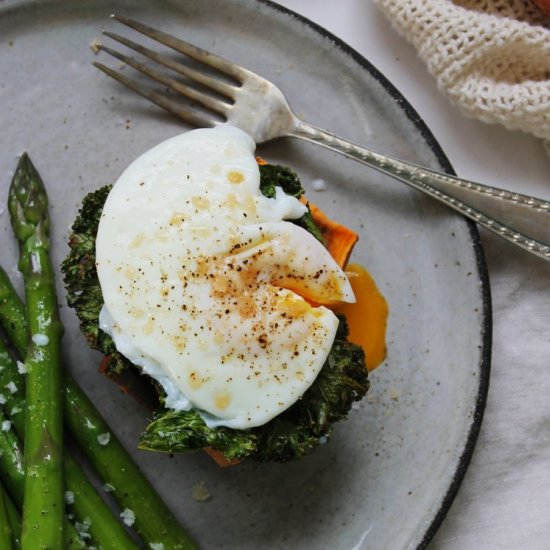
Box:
333;263;388;371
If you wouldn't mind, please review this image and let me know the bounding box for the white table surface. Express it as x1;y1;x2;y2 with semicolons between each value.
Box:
276;1;550;549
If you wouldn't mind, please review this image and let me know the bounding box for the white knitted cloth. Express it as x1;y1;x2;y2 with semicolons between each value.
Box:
374;0;550;151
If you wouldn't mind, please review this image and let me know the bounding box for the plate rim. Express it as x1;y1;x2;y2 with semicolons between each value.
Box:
0;0;492;547
256;1;492;548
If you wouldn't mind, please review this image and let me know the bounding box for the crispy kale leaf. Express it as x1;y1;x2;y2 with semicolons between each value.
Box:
139;317;369;462
61;185;133;375
139;318;367;462
62;184;109;348
138;410;258;461
63;166;368;462
258;164;304;198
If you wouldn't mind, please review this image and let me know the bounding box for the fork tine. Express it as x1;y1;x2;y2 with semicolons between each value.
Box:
102;31;237;99
98;45;229;117
93;61;221;128
111;14;247;81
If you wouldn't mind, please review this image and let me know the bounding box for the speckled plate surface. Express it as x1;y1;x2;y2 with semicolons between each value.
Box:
0;1;491;548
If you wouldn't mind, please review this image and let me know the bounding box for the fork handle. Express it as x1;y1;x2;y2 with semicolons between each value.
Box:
291;121;550;261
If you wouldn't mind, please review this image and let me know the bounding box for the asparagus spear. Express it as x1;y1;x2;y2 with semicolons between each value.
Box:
64;377;197;550
0;416;86;550
0;412;100;546
63;449;140;550
3;485;21;549
8;153;65;549
0;409;25;505
0;480;15;550
0;379;85;549
0;322;137;549
0;272;196;549
0;268;27;355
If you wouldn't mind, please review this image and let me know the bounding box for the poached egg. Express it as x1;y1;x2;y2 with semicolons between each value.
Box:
96;126;355;429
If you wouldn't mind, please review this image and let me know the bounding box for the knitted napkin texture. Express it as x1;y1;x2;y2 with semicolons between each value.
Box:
374;0;550;149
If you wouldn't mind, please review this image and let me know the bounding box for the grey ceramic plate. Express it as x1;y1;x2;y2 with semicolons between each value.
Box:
0;1;491;548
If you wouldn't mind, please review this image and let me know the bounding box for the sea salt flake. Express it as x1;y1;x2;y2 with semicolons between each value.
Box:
150;544;165;550
6;382;17;394
103;483;115;492
0;395;6;405
388;388;400;401
1;421;11;432
65;491;75;505
17;361;27;374
75;520;91;540
32;333;49;346
120;508;135;526
30;253;42;274
97;432;110;446
311;178;328;192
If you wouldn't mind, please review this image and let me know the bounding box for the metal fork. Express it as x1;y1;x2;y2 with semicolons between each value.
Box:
95;14;550;261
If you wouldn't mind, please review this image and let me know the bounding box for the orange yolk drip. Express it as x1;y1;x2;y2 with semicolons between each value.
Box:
257;158;387;371
333;263;388;371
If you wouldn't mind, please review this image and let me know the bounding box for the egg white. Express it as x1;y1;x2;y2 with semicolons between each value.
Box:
96;126;355;429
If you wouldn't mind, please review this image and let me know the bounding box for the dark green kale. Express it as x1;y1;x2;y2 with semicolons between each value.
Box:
138;409;259;461
258;164;304;198
62;185;109;348
139;317;367;462
62;185;133;376
63;166;368;462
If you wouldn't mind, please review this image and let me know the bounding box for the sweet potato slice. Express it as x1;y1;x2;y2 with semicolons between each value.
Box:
301;198;358;269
